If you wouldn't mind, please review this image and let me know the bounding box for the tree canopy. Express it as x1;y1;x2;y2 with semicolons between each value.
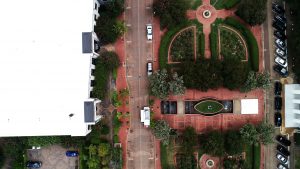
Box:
151;120;171;145
149;69;185;99
153;0;189;29
200;131;225;156
236;0;267;26
224;130;244;155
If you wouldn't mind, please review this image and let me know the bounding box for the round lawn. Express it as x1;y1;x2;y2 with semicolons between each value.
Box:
194;99;224;114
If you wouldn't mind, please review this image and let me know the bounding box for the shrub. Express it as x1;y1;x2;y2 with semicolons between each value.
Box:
27;136;62;147
0;148;5;169
100;124;110;135
199;32;205;58
223;17;259;71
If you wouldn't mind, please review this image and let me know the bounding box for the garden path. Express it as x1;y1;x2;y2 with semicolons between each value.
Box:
186;0;237;59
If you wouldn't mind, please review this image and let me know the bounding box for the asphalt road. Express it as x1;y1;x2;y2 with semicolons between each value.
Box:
124;0;155;169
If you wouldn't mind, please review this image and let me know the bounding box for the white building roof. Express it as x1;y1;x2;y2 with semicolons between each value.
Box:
0;0;99;136
240;99;258;114
285;84;300;128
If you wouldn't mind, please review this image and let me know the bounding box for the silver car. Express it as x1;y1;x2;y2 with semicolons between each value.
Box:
277;164;287;169
276;48;286;57
146;25;152;41
276;153;288;164
275;39;286;50
275;56;287;68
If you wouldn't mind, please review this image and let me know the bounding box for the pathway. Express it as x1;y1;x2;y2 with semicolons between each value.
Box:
186;0;236;58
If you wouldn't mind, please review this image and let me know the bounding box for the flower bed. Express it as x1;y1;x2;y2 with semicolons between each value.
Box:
170;28;195;62
220;26;246;60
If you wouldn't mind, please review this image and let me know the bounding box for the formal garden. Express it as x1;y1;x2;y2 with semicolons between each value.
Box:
150;0;269;100
151;120;273;169
194;99;224;114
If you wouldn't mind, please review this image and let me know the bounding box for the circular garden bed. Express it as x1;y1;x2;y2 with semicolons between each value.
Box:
194;99;224;115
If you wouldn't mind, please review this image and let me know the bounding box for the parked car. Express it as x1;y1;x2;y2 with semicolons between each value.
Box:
66;151;79;157
273;65;288;77
26;161;42;168
277;145;290;156
273;21;286;32
272;3;285;14
276;135;291;146
276;48;286;58
274;81;282;95
277;163;288;169
275;112;282;127
275;97;282;110
275;39;286;50
275;56;287;68
274;31;286;40
147;62;153;76
275;15;287;24
146;24;152;40
276;153;288;164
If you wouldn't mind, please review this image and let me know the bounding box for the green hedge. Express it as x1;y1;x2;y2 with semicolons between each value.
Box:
160;143;169;169
199;33;205;59
213;0;241;9
159;20;203;69
253;144;261;169
210;19;223;59
223;17;259;71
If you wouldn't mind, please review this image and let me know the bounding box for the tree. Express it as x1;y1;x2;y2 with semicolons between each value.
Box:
241;71;257;92
236;0;267;26
240;124;259;145
181;127;197;154
153;0;188;29
149;69;170;99
113;21;127;36
256;122;274;145
256;71;271;89
168;72;186;95
200;131;225;156
222;58;249;90
151;120;171;145
98;143;110;157
224;130;244;155
101;51;120;71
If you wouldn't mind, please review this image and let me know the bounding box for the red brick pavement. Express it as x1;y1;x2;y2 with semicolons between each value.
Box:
114;13;129;169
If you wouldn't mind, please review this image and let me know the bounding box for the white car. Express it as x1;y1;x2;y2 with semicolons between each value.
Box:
276;153;288;165
147;62;153;76
276;48;286;58
275;56;287;68
277;164;287;169
275;39;286;50
146;25;152;40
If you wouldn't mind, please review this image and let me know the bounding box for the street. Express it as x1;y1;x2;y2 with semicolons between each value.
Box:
124;0;155;168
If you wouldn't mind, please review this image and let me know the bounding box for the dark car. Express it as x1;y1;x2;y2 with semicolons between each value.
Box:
274;31;286;40
276;135;291;146
275;15;287;24
66;151;79;157
275;113;282;127
26;161;42;168
275;97;282;110
272;3;285;14
277;145;290;156
274;81;282;95
273;21;286;32
273;65;288;77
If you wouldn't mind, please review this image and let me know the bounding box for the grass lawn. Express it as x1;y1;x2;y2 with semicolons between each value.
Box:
194;100;224;114
161;141;176;169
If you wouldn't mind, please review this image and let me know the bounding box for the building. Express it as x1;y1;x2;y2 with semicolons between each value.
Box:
285;84;300;128
0;0;102;137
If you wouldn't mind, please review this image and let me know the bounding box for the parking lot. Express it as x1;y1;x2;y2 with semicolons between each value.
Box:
27;145;78;169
